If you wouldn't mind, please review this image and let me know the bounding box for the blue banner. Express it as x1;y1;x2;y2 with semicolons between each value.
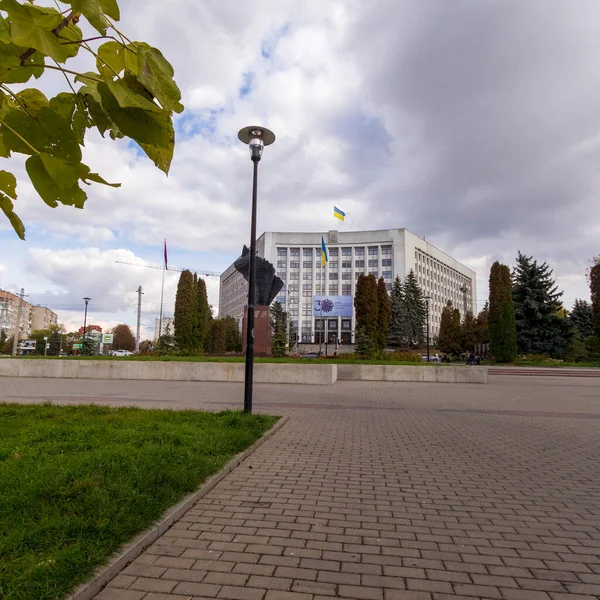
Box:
313;295;353;317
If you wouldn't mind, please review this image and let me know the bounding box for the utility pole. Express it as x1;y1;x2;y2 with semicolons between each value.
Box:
136;286;143;353
11;288;25;356
459;285;468;318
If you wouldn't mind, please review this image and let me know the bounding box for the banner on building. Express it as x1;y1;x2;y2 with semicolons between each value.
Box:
312;296;353;317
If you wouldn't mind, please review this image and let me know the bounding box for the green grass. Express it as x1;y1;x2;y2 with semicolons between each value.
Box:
0;404;277;600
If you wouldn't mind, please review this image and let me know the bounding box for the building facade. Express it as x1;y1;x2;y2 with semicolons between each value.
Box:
219;229;476;345
0;290;57;341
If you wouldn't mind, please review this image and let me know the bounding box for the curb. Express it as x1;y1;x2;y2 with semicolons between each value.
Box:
66;414;290;600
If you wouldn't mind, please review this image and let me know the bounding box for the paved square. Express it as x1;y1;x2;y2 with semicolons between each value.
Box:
1;374;599;599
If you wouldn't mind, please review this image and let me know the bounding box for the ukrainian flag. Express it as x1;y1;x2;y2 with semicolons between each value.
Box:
321;235;328;267
333;206;345;221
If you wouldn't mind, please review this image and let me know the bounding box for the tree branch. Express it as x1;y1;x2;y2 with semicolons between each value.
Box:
20;11;75;64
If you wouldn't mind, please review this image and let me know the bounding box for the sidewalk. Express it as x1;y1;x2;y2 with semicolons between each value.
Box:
87;378;600;600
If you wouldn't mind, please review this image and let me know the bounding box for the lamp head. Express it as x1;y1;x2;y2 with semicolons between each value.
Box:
238;126;275;162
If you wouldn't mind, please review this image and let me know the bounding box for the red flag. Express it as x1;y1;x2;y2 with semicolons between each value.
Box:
163;239;168;270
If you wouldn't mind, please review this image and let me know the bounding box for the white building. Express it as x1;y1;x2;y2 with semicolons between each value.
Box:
219;229;476;345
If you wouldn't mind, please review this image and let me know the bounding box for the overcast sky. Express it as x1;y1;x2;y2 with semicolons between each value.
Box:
1;0;598;337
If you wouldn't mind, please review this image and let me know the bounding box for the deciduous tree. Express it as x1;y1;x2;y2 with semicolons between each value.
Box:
111;323;135;351
591;262;600;339
0;0;183;239
174;270;197;353
376;277;391;351
354;274;378;348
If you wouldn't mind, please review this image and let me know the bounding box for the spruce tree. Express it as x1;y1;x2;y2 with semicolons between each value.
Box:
388;276;408;348
403;270;427;347
196;276;211;351
489;262;517;362
570;299;594;341
591;262;600;339
376;277;391;351
356;326;376;358
512;252;568;357
174;270;198;353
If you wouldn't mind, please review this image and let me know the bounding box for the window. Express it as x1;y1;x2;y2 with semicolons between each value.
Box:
355;272;364;279
289;272;299;280
382;246;392;255
329;261;338;269
342;260;352;269
355;260;365;268
342;284;352;295
290;309;298;316
303;273;312;280
303;283;312;291
289;297;299;304
329;285;338;295
382;271;392;279
382;258;392;267
329;248;339;257
386;283;392;292
302;319;311;328
288;284;299;292
302;306;312;315
342;272;352;280
277;260;286;268
302;290;312;297
277;248;287;257
290;261;299;269
290;248;300;257
315;273;322;280
328;319;338;330
354;247;365;256
368;246;378;255
276;295;285;304
368;259;378;267
329;272;338;280
303;249;313;257
342;247;352;256
341;319;352;330
277;270;287;278
369;271;378;277
303;261;312;269
315;319;324;330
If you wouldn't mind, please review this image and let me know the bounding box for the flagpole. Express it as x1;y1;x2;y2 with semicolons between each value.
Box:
157;238;167;351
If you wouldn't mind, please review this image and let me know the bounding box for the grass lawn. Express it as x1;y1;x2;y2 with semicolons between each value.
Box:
0;404;277;600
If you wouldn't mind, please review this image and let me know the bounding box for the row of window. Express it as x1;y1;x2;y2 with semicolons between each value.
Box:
278;258;393;270
277;245;393;258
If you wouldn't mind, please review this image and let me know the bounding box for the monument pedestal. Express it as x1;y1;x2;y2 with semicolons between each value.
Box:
242;305;272;357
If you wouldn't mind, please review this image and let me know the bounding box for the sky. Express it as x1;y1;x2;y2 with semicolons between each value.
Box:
1;0;599;339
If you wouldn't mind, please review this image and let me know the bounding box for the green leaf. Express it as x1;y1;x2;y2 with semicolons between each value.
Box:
0;15;11;43
0;192;25;239
57;21;85;60
123;43;138;74
97;40;125;77
97;82;174;147
107;78;160;112
79;87;113;136
138;140;173;174
26;154;87;208
0;43;44;84
136;43;184;113
83;171;120;187
15;88;48;116
0;169;17;199
39;153;88;190
49;92;76;121
71;0;109;35
0;0;69;62
99;0;120;20
1;106;81;161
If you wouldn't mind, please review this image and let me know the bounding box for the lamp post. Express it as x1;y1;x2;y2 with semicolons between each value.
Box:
424;296;431;362
238;126;276;414
82;297;91;339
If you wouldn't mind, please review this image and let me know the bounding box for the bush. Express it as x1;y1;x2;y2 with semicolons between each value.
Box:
519;354;552;363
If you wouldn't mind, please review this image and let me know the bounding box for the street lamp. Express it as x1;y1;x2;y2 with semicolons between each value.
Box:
82;297;91;339
424;296;432;362
238;126;276;414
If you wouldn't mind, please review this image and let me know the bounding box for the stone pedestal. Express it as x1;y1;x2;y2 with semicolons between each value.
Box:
241;305;272;357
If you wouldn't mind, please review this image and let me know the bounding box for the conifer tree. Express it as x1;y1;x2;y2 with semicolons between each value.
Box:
489;262;517;362
376;277;391;351
403;270;427;347
174;270;198;353
388;276;408;348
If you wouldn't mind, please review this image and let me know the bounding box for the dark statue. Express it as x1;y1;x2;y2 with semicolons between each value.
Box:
234;245;284;305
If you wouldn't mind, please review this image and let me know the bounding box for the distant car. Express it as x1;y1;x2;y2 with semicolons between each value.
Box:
421;354;440;362
112;349;133;357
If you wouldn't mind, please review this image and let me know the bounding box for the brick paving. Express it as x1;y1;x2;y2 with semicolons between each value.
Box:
2;375;600;599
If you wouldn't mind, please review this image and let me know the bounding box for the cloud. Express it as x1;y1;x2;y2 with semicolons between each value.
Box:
3;0;599;320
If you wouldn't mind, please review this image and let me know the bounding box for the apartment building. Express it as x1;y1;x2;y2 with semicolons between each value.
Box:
0;290;57;340
219;229;476;344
